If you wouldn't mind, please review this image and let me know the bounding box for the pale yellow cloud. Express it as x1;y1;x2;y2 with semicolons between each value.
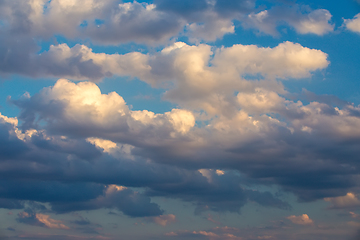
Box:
36;214;70;229
39;79;195;140
325;193;360;209
287;214;313;225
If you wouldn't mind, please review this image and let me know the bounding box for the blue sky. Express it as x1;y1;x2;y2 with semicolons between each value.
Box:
1;0;360;239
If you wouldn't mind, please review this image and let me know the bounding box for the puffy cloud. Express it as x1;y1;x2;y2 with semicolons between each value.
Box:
287;214;314;225
0;0;183;44
243;6;334;36
12;79;195;140
325;193;360;209
344;13;360;33
0;40;328;92
0;108;291;215
0;0;242;45
1;77;360;219
0;41;151;81
8;76;360;204
212;41;329;79
152;41;327;114
290;9;334;35
187;12;235;42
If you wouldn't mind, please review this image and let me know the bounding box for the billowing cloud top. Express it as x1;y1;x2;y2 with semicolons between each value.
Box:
1;1;360;240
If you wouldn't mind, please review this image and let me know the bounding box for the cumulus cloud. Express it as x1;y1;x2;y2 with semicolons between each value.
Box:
292;9;334;35
0;0;242;44
0;107;290;215
0;0;183;44
12;79;195;140
325;193;360;209
0;40;328;88
243;6;334;36
287;214;314;225
1;77;360;223
7;74;360;204
186;12;235;42
344;13;360;33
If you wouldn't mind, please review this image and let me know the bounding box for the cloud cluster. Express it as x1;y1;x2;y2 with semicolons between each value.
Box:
0;99;290;216
244;7;334;36
0;0;332;42
1;1;359;240
5;74;360;205
0;0;336;76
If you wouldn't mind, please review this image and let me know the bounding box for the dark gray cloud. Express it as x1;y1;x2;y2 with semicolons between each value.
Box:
51;187;164;217
214;0;256;17
31;133;102;161
0;36;108;81
0;121;28;158
0;179;163;217
0;118;290;216
147;170;290;214
0;180;104;203
0;198;24;209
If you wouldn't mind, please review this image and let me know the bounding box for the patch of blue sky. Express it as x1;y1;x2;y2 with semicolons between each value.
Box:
282;32;360;105
0;76;57;118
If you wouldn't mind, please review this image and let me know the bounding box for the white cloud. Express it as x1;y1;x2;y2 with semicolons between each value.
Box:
344;13;360;33
16;79;195;143
212;41;329;79
187;12;235;42
244;7;334;36
287;214;314;225
3;41;328;117
291;9;334;35
160;41;328;114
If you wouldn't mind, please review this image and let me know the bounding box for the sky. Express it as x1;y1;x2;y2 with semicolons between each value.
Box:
0;0;360;239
